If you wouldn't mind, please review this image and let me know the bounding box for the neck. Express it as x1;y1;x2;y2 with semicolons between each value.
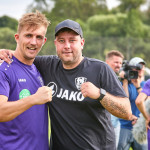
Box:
63;56;84;69
14;50;34;66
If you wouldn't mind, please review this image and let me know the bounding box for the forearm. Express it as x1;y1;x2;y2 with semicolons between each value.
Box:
122;79;129;97
136;93;148;120
100;93;132;120
136;87;142;93
0;95;35;122
137;103;148;119
0;86;52;122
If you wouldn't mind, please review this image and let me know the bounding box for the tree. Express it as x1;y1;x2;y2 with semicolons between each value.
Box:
0;16;18;31
27;0;108;21
0;27;16;49
87;13;127;37
118;0;146;12
26;0;52;13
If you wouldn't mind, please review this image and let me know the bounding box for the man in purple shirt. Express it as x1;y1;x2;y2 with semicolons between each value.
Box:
0;11;52;150
136;79;150;150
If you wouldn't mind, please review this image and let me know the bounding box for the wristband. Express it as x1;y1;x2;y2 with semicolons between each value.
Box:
97;88;106;101
136;87;141;90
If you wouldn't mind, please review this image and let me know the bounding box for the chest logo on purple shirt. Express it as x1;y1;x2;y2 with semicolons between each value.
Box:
19;89;31;99
75;77;87;90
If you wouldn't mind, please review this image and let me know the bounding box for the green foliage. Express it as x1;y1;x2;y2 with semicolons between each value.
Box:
39;39;56;56
140;6;150;26
2;0;150;68
0;27;16;50
82;36;150;68
87;13;127;37
118;0;146;11
46;0;108;21
87;11;150;38
125;9;144;37
0;16;18;31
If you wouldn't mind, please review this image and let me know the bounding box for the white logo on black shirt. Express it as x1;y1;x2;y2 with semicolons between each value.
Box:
47;82;57;97
75;77;87;90
47;82;84;101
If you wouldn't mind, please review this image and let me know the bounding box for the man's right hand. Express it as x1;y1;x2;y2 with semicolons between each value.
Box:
0;49;14;64
32;86;52;105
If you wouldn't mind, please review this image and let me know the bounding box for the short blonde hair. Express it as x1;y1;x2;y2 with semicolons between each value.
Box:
17;10;50;33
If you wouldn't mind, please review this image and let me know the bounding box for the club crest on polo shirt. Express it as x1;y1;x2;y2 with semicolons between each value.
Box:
19;89;31;99
75;77;87;90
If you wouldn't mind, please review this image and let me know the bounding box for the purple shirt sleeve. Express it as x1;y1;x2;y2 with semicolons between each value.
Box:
0;71;10;97
141;79;150;96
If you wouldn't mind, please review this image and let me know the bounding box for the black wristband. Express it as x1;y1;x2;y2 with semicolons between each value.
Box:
97;88;106;101
136;87;141;90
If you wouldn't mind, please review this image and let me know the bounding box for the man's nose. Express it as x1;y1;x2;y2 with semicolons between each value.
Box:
64;41;70;48
30;37;37;45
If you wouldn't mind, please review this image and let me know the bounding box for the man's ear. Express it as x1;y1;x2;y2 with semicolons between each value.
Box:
44;37;47;44
81;38;85;49
54;39;56;46
14;34;19;42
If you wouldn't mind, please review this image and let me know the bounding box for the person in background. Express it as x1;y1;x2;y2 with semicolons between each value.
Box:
136;79;150;150
0;11;52;150
105;50;124;148
0;19;136;150
118;57;148;150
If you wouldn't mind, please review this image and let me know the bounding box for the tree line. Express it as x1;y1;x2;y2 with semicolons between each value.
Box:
1;0;150;67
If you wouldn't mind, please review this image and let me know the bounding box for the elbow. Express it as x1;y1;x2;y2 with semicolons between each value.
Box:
0;117;13;122
135;99;142;107
0;113;14;122
122;100;133;120
122;110;132;120
126;112;133;121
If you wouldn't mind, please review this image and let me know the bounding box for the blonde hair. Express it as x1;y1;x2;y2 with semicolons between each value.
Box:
17;10;50;33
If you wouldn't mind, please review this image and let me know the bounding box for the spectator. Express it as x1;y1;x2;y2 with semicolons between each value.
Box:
118;57;148;150
136;79;150;150
105;50;124;148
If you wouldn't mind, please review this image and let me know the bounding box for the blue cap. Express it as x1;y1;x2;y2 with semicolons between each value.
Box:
55;19;83;38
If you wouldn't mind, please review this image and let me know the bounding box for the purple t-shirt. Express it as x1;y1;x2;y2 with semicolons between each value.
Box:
141;79;150;96
141;79;150;149
0;56;49;150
